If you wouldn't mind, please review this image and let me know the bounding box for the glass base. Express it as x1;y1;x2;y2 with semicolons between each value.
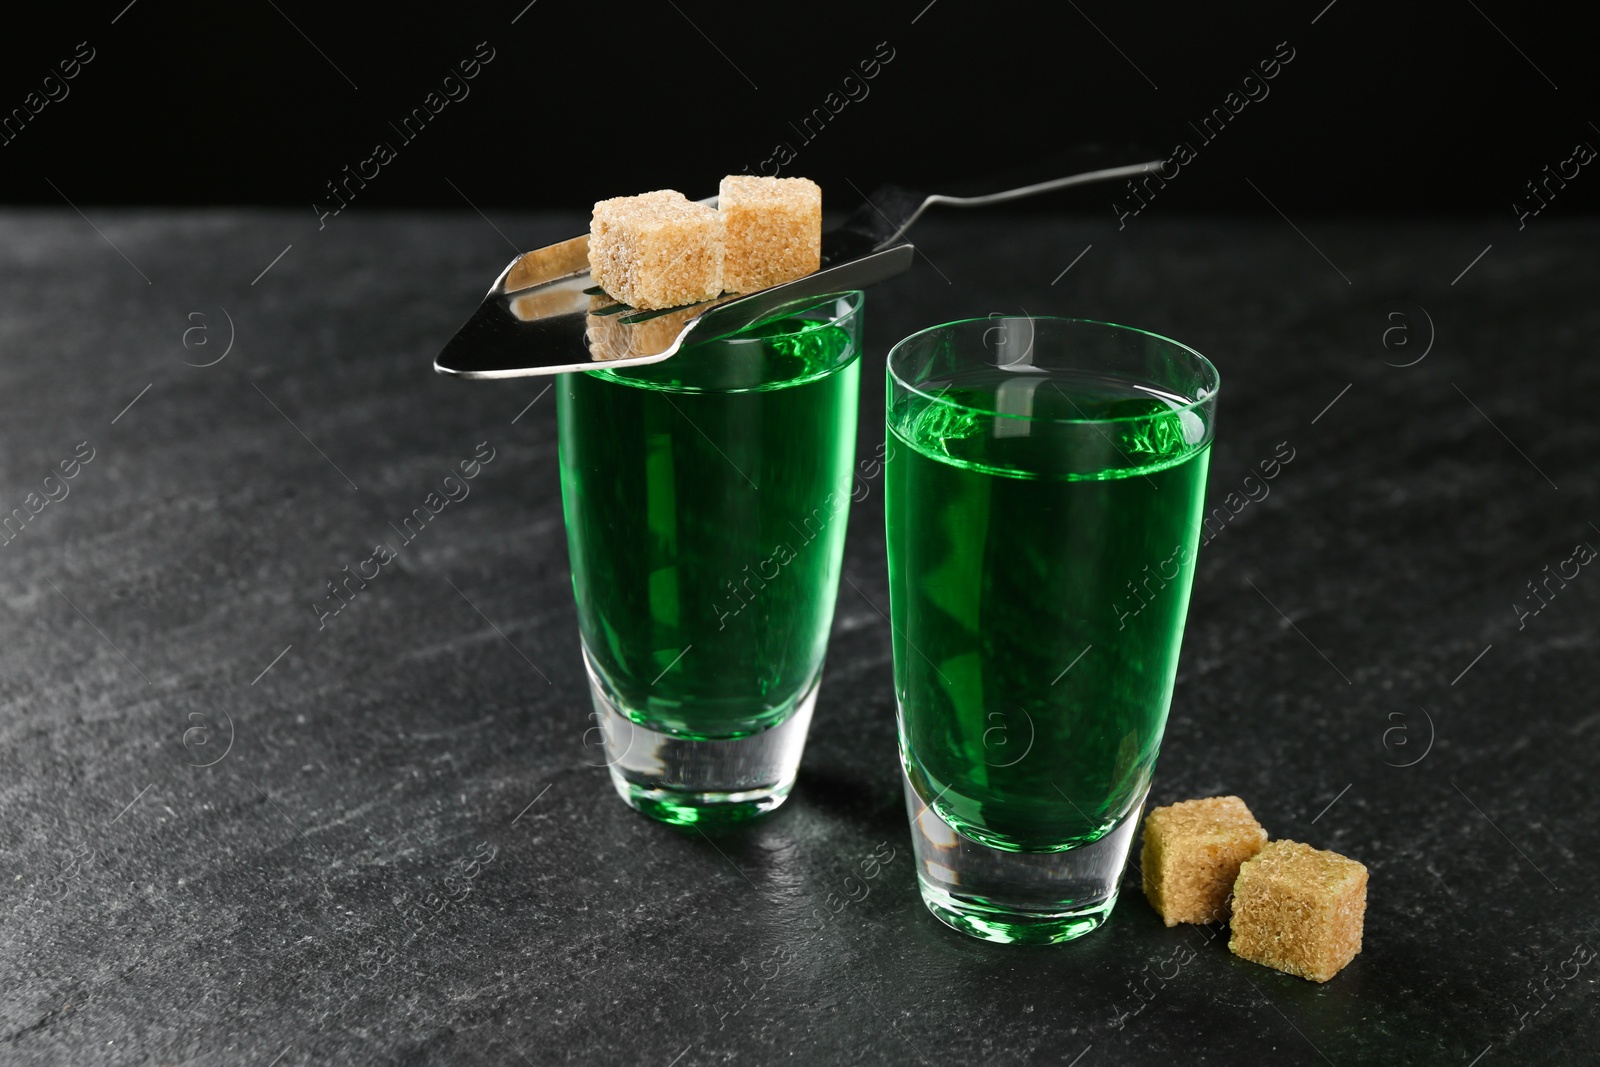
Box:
902;770;1149;944
584;652;817;828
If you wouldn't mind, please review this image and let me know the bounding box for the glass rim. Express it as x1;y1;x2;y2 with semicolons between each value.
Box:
691;289;864;349
886;315;1221;427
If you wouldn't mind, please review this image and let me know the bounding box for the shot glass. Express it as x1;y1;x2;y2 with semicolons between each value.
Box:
885;316;1219;942
557;292;864;826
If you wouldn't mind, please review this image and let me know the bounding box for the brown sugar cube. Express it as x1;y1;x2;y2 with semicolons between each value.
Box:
1228;840;1368;983
588;190;724;310
1141;796;1267;926
718;175;822;292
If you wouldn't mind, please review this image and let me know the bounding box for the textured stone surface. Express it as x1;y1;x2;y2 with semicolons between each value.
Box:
1;210;1596;1064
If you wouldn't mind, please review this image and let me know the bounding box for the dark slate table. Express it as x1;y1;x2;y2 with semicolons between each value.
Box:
2;209;1596;1066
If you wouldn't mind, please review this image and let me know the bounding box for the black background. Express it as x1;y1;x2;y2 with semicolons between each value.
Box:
3;1;1596;217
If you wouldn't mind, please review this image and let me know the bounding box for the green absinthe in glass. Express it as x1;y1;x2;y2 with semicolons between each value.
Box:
558;299;860;741
887;361;1212;854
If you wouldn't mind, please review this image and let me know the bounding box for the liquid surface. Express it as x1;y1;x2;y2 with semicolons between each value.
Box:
559;317;859;739
887;367;1211;851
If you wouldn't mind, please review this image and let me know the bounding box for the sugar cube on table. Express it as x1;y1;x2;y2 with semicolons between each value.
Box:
1228;839;1368;983
718;175;822;292
588;190;724;311
1141;795;1268;926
